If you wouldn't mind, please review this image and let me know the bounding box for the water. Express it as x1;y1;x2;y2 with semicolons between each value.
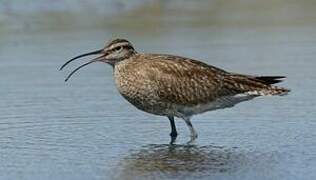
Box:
0;1;316;180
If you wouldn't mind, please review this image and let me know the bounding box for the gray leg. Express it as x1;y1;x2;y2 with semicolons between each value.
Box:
168;116;177;144
183;116;198;142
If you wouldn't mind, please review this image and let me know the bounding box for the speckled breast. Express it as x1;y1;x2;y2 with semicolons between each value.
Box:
113;60;174;117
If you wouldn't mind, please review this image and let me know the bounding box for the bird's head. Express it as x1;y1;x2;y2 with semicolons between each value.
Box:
60;39;136;81
102;39;136;62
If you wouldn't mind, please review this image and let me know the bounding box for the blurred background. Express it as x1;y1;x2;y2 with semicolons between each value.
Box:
1;1;316;180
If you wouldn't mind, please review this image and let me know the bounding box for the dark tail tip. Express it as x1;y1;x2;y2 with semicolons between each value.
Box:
255;76;286;85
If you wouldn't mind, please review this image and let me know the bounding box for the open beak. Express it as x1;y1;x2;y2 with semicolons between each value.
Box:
60;49;105;82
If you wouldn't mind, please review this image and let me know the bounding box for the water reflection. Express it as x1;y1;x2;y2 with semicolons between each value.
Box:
115;144;247;179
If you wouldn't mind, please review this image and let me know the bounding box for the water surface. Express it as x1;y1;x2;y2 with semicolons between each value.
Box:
0;1;316;180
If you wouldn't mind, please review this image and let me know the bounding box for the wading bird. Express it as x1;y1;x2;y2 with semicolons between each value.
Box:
60;39;289;143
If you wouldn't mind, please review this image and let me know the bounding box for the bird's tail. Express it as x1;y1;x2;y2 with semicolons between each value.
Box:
253;76;286;85
224;75;290;96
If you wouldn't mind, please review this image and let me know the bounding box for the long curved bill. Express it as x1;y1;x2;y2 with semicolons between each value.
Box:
59;49;103;71
60;49;105;82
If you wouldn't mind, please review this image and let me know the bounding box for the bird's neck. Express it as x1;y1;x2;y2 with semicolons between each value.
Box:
111;53;138;68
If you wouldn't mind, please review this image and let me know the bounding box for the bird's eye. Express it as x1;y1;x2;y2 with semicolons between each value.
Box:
114;46;122;51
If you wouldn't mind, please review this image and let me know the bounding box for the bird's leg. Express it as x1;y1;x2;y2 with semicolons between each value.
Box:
168;116;177;144
183;117;198;143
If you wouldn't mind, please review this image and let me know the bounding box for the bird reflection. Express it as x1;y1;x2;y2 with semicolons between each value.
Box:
116;144;246;179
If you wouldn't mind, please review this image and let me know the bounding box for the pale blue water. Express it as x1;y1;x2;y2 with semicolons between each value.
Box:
0;1;316;180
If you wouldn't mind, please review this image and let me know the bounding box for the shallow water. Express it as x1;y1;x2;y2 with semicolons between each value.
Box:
0;1;316;180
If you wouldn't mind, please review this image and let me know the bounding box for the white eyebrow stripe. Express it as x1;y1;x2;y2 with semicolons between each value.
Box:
109;42;131;49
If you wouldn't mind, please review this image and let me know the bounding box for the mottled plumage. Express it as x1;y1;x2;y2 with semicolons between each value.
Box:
61;39;289;143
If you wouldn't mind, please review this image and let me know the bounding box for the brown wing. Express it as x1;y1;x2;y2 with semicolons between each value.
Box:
137;54;232;106
138;54;289;106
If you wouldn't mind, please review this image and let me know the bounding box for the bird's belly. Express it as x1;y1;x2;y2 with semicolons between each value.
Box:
121;93;254;118
118;88;256;118
175;94;256;117
120;93;174;116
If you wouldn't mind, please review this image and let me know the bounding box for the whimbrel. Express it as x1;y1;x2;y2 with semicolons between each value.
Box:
60;39;289;143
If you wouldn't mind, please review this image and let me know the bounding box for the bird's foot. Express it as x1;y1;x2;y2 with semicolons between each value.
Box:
170;131;178;138
187;133;198;144
169;132;178;144
169;136;177;144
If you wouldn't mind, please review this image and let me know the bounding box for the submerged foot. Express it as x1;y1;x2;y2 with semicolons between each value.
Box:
187;133;198;144
169;132;178;144
170;136;177;144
